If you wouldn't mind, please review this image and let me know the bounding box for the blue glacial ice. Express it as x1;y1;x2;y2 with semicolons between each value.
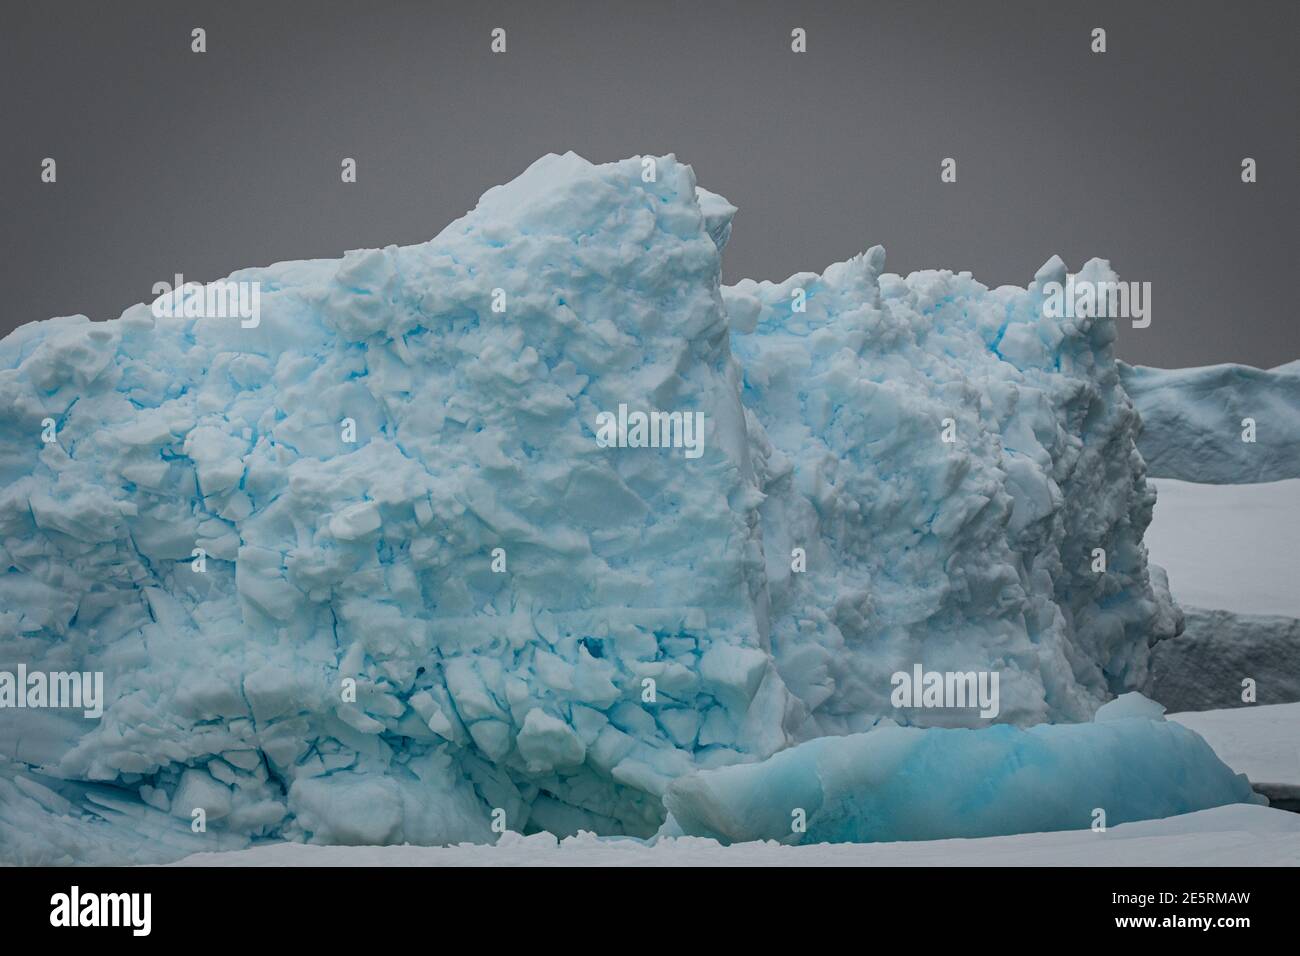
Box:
730;250;1181;736
0;152;1200;863
663;695;1264;845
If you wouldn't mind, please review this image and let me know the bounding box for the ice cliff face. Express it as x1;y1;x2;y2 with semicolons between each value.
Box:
729;253;1180;734
0;153;1176;862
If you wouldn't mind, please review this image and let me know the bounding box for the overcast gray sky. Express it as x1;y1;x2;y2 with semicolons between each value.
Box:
2;0;1295;368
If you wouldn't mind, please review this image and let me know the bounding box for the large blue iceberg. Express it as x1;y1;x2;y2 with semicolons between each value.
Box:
0;153;1195;863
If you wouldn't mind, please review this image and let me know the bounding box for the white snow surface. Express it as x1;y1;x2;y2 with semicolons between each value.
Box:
1146;478;1300;617
168;804;1300;866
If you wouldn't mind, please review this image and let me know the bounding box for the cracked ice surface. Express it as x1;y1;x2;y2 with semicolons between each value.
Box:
1;153;1181;863
729;250;1181;735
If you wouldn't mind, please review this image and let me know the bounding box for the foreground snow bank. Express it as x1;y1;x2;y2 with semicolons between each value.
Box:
662;697;1261;846
169;804;1300;867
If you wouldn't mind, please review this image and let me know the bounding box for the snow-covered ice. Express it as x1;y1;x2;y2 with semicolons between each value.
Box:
1121;361;1300;484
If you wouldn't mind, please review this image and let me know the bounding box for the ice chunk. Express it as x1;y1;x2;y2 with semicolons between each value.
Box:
516;709;587;773
663;712;1263;845
1094;691;1166;721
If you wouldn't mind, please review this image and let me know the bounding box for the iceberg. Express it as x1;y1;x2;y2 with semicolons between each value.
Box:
0;152;1191;863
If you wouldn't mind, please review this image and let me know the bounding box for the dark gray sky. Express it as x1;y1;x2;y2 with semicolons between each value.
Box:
2;0;1296;368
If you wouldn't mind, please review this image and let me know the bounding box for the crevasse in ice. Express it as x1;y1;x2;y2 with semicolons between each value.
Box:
0;153;1189;863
